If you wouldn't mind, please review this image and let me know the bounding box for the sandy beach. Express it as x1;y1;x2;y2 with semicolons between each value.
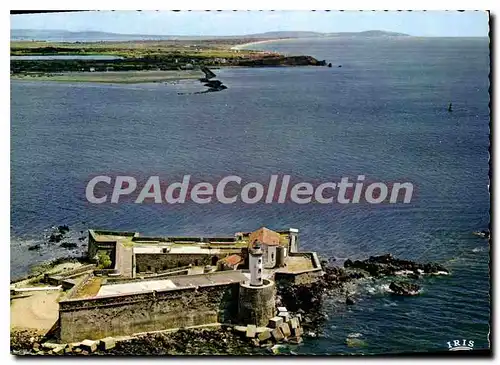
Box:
11;70;204;84
230;38;293;50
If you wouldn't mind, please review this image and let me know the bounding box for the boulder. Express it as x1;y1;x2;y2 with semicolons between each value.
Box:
277;306;288;313
288;336;303;344
473;230;490;239
344;259;353;268
251;338;260;347
42;342;60;350
389;281;421;296
204;80;223;88
60;242;77;249
271;328;284;342
246;325;257;338
234;325;247;334
278;312;290;321
258;330;272;342
269;317;283;328
346;337;367;348
292;327;303;337
269;345;281;354
279;323;292;338
48;233;63;243
99;337;116;350
53;345;66;355
58;225;70;234
80;339;97;353
288;317;299;329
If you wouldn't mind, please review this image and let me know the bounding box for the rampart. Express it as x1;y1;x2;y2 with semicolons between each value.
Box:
103;267;190;285
135;251;241;273
274;252;324;285
58;273;241;343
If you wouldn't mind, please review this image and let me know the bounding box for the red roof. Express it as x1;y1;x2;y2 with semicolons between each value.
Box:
221;254;243;267
248;227;281;247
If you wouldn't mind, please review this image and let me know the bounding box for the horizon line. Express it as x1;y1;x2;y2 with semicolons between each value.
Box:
10;28;491;38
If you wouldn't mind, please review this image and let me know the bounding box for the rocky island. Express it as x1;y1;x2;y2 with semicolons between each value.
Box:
11;226;450;356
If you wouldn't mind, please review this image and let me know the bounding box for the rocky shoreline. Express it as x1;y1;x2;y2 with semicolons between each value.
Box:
178;66;228;95
11;253;451;356
344;253;449;278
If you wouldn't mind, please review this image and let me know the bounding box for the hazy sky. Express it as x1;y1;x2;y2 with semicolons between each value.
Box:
10;10;489;37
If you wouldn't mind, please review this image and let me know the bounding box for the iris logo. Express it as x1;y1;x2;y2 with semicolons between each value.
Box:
447;339;474;351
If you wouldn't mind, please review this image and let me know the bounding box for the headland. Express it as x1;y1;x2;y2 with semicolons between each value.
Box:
10;38;329;86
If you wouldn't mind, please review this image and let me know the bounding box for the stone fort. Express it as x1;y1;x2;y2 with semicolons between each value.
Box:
56;227;323;343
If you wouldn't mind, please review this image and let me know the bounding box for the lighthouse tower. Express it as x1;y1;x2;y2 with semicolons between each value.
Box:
238;241;275;326
249;242;263;286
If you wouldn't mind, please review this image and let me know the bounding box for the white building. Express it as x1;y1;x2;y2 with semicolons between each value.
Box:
248;227;284;269
248;244;263;286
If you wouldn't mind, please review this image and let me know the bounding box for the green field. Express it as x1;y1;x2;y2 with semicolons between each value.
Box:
10;40;268;59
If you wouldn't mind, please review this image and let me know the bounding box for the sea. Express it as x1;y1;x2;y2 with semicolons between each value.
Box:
10;37;490;354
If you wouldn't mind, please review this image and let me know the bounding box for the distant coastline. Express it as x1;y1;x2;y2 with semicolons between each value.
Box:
10;38;329;84
11;29;411;43
230;38;293;51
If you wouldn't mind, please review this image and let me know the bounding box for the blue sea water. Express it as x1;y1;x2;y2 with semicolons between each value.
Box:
10;37;490;354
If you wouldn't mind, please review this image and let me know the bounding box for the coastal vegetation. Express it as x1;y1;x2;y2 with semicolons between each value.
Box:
96;251;111;269
10;39;328;83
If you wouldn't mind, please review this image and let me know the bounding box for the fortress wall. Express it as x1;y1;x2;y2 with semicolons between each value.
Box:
88;240;116;264
92;230;137;237
59;282;240;343
135;252;240;273
274;269;323;285
273;251;324;285
87;232;99;259
64;272;94;299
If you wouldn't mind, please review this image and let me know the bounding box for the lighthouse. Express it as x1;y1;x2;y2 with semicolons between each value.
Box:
239;241;275;326
249;242;263;286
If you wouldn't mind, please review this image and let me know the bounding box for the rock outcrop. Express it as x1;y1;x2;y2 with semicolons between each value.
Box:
179;67;228;95
96;328;252;355
473;230;490;239
388;281;421;296
236;55;328;67
48;225;70;244
344;254;449;277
